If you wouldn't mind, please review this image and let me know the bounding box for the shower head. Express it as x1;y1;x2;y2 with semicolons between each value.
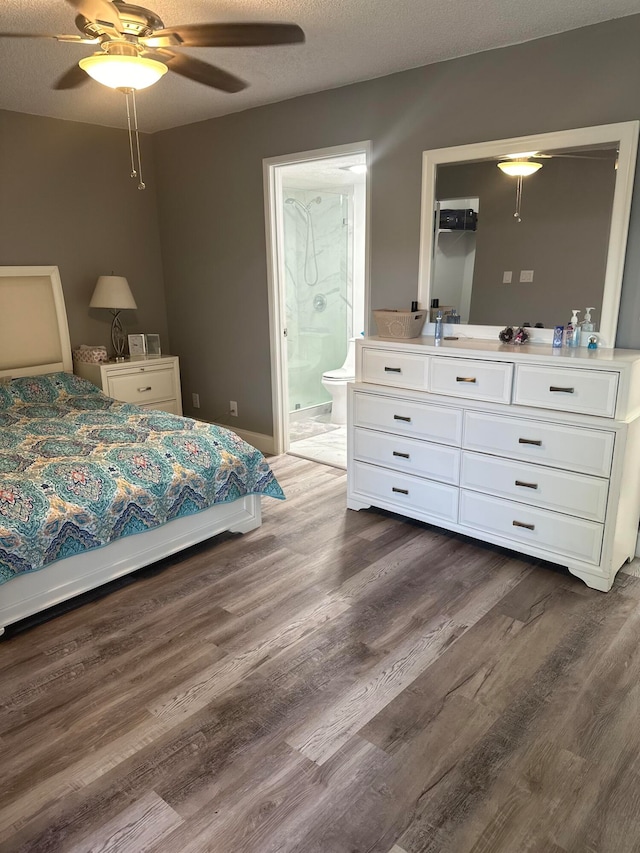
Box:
284;196;321;212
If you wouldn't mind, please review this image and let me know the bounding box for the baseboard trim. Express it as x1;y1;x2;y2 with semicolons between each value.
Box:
214;424;276;456
636;527;640;557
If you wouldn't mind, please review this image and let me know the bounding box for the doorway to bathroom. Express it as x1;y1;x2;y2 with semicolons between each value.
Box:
264;142;370;468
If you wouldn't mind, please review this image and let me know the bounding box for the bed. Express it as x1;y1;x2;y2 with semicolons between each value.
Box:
0;266;283;635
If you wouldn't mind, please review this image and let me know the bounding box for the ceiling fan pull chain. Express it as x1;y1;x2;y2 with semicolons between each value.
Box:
124;90;137;180
131;89;145;190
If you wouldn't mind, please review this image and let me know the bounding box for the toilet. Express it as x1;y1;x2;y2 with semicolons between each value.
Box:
321;338;356;425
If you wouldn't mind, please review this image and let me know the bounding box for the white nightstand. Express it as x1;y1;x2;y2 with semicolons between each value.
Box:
74;355;183;415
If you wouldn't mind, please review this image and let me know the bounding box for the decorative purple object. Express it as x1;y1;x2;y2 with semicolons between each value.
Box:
513;326;529;345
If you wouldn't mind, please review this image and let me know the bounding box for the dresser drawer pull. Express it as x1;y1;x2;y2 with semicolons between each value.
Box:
515;480;538;490
384;366;402;373
518;438;542;446
456;376;477;383
392;487;409;495
138;386;152;392
549;385;575;393
392;451;410;459
513;520;535;531
393;414;412;423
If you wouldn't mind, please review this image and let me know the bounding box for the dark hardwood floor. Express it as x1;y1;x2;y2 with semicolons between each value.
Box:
2;454;640;852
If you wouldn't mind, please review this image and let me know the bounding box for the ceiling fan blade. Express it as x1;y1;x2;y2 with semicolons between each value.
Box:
159;50;247;92
0;32;98;43
144;22;305;49
53;63;91;90
65;0;123;33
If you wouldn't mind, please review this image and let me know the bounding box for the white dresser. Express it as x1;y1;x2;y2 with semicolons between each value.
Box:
74;355;183;415
347;337;640;591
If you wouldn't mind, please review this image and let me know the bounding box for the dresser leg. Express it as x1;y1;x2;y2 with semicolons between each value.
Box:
567;567;614;592
347;496;372;511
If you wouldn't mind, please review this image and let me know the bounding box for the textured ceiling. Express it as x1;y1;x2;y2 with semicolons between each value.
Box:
2;0;640;133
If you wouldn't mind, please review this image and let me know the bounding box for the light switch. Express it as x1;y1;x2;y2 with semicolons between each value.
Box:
502;271;512;284
520;270;534;283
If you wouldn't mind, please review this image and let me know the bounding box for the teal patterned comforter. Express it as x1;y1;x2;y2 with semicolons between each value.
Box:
0;373;284;584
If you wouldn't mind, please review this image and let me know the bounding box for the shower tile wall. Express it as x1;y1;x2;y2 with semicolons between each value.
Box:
284;188;351;412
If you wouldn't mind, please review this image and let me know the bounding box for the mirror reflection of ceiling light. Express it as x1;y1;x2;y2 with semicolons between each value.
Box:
497;159;543;177
497;158;543;222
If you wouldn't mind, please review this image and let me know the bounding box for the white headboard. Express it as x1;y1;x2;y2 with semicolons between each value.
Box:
0;266;73;379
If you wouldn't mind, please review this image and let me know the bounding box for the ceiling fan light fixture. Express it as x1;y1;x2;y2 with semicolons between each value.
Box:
79;52;167;89
497;160;543;177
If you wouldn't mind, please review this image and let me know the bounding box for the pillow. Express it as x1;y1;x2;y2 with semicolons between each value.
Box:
8;372;103;405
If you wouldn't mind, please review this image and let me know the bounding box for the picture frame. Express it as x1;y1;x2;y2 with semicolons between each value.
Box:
128;333;146;357
145;333;161;356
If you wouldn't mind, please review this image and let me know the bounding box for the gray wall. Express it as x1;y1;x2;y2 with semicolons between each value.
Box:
436;157;616;329
154;15;640;435
0;109;168;354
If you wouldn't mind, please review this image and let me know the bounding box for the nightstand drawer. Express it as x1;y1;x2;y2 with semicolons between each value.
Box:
430;357;513;403
137;399;181;415
107;367;175;404
514;364;618;417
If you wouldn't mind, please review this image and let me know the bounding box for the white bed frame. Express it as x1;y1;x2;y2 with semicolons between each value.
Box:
0;267;262;635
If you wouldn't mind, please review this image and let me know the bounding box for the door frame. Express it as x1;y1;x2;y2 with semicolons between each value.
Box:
263;140;371;455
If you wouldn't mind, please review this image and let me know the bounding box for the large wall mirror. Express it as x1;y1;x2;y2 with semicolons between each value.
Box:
417;122;639;347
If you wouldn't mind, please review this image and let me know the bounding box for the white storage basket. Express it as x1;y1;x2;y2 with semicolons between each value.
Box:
373;310;426;339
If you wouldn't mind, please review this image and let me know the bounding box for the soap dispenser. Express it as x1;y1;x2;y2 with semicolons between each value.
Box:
582;307;595;334
566;309;581;348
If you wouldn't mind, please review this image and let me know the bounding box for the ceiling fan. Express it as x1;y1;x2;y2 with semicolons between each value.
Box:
0;0;305;188
0;0;305;94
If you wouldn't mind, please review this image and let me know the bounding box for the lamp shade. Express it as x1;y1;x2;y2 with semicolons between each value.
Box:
79;54;167;91
90;276;137;310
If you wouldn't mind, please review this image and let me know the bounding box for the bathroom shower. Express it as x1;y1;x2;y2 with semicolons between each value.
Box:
285;196;322;286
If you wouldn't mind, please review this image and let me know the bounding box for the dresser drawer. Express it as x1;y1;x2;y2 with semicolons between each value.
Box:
352;461;458;522
463;411;614;477
361;348;428;390
107;367;175;405
460;451;609;522
430;357;513;404
514;364;618;418
353;428;460;485
353;392;462;445
459;490;604;565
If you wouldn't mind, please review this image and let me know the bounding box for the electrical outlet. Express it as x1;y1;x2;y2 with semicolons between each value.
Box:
519;269;534;283
192;393;200;409
230;400;238;417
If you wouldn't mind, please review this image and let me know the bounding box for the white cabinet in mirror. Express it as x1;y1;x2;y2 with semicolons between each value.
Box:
417;122;639;348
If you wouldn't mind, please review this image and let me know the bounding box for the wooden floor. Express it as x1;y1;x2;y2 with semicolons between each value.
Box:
2;455;640;853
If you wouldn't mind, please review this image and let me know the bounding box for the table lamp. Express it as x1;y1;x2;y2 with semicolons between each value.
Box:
89;275;137;361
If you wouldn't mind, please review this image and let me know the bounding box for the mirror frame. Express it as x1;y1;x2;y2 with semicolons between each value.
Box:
417;122;639;348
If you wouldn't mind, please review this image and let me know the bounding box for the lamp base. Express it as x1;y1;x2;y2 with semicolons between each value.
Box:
111;310;127;359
